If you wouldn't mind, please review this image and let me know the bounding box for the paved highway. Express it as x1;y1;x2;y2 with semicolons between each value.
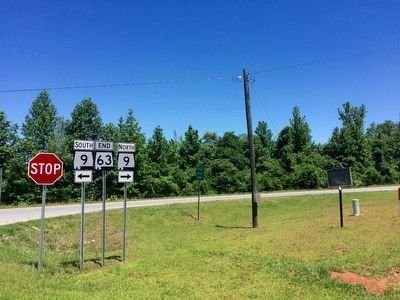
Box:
0;185;398;225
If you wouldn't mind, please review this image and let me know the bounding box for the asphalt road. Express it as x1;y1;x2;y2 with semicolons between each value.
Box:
0;185;398;226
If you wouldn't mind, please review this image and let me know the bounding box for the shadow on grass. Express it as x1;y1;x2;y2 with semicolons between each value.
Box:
215;224;253;229
189;214;200;220
27;255;124;270
61;255;122;268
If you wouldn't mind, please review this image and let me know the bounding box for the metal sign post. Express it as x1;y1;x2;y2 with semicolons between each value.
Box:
398;187;400;217
327;165;352;228
74;140;95;269
38;185;47;271
195;165;204;221
338;186;344;228
94;141;114;267
0;168;3;205
27;152;64;271
102;169;106;266
80;183;85;269
117;143;135;262
122;182;127;261
197;181;200;221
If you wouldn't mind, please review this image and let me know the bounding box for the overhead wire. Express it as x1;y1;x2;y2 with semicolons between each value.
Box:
1;45;399;94
251;47;400;75
0;75;230;94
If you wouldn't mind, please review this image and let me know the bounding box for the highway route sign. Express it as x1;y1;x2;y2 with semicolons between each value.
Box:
118;153;135;170
117;143;135;170
95;152;114;170
74;151;94;170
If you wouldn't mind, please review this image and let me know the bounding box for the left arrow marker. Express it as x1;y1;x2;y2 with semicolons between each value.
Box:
75;170;93;183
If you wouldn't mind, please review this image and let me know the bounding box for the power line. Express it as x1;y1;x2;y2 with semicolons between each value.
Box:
0;76;229;94
252;48;400;75
1;46;399;94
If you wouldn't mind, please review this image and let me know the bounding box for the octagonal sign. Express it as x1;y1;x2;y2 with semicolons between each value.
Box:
28;152;64;185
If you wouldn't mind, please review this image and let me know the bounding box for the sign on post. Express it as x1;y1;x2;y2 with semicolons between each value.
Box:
27;152;64;271
118;171;134;183
327;165;353;228
195;165;205;181
73;140;95;268
74;152;94;170
117;143;135;183
74;170;93;183
0;168;3;205
94;141;114;267
95;141;114;170
117;143;135;170
117;142;135;261
327;166;352;187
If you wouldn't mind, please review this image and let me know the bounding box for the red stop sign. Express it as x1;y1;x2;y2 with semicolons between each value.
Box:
28;152;64;185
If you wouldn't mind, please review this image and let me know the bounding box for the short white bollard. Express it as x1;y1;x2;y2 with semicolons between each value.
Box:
352;199;360;216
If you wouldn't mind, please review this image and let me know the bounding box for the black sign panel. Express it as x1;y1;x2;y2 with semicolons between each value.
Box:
327;167;352;187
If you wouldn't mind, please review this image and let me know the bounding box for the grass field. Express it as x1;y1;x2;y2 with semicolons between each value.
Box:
0;190;400;299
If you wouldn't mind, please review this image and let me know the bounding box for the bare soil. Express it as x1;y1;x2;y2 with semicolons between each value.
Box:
331;269;400;295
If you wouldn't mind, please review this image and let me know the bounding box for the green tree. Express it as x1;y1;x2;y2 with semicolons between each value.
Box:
209;159;247;193
18;91;59;203
254;121;274;174
144;126;179;197
366;121;400;184
255;121;273;155
148;126;170;175
0;111;21;204
198;132;219;194
66;98;102;141
290;106;312;153
179;125;201;170
324;102;371;185
65;99;103;200
117;109;147;197
274;126;294;172
47;117;73;202
216;132;248;171
0;111;16;168
22;91;58;154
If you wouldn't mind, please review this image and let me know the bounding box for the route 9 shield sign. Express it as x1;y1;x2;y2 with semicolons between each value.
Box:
117;153;134;170
74;151;94;170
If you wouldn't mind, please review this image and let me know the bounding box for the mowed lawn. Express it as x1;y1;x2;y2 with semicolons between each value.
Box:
1;190;400;299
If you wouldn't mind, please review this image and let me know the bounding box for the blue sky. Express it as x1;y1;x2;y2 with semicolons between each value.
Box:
1;1;399;143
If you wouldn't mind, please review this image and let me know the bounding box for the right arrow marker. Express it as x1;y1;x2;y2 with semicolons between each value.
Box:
118;171;134;183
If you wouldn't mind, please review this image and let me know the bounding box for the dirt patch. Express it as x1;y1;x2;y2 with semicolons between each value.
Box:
331;269;400;295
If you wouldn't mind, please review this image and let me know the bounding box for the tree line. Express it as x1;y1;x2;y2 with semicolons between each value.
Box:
0;91;399;204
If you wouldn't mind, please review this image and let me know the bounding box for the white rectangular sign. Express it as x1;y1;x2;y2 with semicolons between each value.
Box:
95;141;114;151
74;170;93;183
74;151;94;170
117;153;135;170
95;152;113;170
74;140;95;151
118;171;134;183
118;143;136;152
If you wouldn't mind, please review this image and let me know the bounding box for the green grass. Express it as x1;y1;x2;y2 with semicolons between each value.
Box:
1;191;400;299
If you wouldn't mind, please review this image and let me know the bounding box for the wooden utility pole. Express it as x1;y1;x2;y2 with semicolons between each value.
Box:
243;69;258;228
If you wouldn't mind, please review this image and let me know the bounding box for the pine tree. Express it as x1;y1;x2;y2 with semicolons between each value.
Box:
22;90;58;154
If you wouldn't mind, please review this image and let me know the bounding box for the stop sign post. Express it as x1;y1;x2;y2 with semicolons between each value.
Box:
27;152;63;271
